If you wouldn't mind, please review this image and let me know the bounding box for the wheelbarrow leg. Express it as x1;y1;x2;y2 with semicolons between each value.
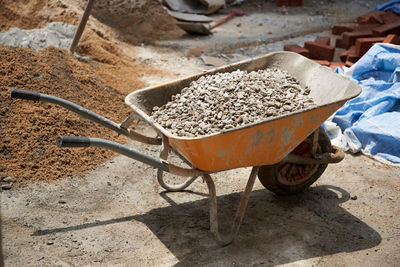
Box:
311;128;319;157
157;136;200;191
203;166;259;246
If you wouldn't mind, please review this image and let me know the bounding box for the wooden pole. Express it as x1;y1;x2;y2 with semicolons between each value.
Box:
69;0;96;54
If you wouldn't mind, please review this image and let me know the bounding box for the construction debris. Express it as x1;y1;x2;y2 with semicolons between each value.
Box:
175;10;244;35
167;10;213;22
164;0;207;14
284;10;400;69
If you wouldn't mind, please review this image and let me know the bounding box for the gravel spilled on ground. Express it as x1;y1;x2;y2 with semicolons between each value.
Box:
150;68;316;137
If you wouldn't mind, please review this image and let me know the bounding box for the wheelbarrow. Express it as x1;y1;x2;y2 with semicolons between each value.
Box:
11;51;361;246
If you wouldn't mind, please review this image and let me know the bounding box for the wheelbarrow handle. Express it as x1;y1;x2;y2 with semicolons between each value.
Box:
57;136;202;177
11;89;126;136
57;136;91;147
10;89;161;145
11;89;41;101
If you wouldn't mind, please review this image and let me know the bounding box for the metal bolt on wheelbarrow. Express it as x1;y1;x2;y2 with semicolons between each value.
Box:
11;52;361;246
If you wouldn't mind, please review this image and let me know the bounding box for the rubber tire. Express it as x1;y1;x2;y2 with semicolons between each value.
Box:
258;127;332;195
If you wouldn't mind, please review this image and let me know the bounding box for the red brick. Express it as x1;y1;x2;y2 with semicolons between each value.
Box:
330;62;345;70
346;45;357;61
342;45;359;63
355;37;385;57
372;20;400;36
355;24;380;31
304;41;335;61
357;11;386;25
332;24;356;35
381;11;400;24
283;44;310;57
276;0;302;6
342;30;373;48
276;0;288;6
345;60;354;67
314;36;331;46
347;54;359;63
383;34;400;45
335;36;347;48
339;50;349;62
288;0;302;6
313;60;330;66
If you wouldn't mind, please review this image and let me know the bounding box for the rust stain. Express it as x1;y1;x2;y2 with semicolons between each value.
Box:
250;129;267;147
266;127;276;145
224;146;235;167
309;114;319;124
293;115;304;127
281;126;294;147
244;129;267;156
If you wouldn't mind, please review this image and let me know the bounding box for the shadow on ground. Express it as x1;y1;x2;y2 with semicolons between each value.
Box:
34;185;381;266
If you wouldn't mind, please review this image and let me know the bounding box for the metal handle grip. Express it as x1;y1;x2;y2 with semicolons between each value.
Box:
11;89;40;101
57;136;91;148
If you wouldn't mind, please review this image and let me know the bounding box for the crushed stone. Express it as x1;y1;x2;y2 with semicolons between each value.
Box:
0;22;75;50
151;68;315;137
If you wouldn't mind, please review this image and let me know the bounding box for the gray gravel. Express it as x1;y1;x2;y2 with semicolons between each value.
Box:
0;22;75;50
151;68;315;137
2;176;13;183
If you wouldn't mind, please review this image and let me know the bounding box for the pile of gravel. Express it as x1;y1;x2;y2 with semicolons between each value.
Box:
0;22;75;50
150;68;315;137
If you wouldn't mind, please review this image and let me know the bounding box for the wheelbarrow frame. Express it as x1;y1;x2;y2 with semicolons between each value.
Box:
10;52;360;246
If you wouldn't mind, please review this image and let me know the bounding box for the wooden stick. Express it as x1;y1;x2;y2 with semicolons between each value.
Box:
70;0;96;54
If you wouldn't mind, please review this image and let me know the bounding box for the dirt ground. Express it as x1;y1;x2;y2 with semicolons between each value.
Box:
2;133;399;266
1;0;400;266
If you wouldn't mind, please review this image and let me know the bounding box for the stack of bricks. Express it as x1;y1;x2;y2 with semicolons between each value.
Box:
333;10;400;66
284;36;340;70
283;10;400;70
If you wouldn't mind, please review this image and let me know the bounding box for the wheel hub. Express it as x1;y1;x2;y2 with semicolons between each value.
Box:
277;139;321;186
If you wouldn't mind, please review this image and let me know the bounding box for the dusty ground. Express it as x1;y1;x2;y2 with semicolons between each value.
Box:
1;0;400;266
2;133;399;266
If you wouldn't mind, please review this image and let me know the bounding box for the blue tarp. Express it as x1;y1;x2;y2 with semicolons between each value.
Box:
329;43;400;164
375;0;400;15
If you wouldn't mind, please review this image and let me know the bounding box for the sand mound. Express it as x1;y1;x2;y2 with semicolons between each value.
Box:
0;0;177;184
0;0;183;45
0;45;133;183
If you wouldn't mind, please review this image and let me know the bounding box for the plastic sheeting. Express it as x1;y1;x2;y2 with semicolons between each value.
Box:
375;0;400;15
324;43;400;164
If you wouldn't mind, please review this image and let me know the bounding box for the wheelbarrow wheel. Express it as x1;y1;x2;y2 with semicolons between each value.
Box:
258;127;332;195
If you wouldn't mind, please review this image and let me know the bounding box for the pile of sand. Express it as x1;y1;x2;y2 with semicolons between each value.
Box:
0;0;183;184
0;45;135;183
0;0;183;45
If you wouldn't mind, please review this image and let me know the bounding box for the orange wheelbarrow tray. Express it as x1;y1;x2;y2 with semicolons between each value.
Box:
11;51;361;246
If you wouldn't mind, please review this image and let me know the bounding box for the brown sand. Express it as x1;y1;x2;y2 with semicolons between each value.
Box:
0;0;180;184
0;0;183;44
0;45;135;184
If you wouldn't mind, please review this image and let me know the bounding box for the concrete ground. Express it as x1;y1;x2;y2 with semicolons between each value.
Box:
2;0;400;266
